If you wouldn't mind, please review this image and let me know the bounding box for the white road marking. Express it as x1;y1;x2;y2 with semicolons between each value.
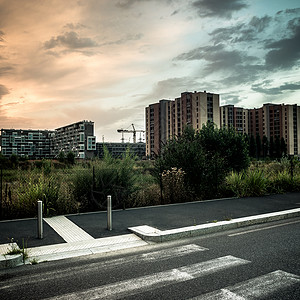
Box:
49;256;250;300
141;244;208;261
228;219;300;237
44;216;94;242
191;270;300;299
0;244;207;289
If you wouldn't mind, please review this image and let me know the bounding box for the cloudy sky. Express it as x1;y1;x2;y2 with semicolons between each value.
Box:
0;0;299;142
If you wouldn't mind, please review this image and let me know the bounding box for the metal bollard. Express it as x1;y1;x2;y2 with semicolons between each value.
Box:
107;195;112;231
37;200;43;239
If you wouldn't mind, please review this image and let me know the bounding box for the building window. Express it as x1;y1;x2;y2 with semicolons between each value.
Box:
80;133;85;142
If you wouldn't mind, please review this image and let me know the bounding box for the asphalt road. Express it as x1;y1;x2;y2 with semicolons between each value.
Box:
1;217;299;299
1;192;299;248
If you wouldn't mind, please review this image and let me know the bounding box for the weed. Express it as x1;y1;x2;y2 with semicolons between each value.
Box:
5;238;28;263
30;258;39;265
5;238;21;255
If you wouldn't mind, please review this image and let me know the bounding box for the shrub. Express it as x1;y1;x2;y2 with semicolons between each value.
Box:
156;123;250;200
226;169;267;197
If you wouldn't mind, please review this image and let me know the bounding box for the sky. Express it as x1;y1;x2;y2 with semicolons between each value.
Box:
0;0;299;142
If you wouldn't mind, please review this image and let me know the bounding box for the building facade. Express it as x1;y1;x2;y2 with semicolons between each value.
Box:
221;103;300;156
145;91;220;157
52;120;96;159
248;104;300;156
220;105;249;134
96;142;146;159
0;129;55;159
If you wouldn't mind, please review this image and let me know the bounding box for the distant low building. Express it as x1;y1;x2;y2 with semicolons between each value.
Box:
52;120;96;159
96;142;146;159
0;128;55;159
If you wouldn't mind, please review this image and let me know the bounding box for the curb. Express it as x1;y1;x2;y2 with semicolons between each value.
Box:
129;208;300;243
0;254;23;269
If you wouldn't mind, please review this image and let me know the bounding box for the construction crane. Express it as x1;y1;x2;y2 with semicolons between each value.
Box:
117;124;145;143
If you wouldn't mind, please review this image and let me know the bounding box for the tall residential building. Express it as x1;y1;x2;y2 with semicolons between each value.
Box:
145;91;220;157
249;104;300;155
0;129;55;158
52;120;96;159
222;103;300;156
220;105;249;134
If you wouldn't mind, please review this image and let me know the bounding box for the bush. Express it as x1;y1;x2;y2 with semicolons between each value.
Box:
72;148;139;211
156;123;250;200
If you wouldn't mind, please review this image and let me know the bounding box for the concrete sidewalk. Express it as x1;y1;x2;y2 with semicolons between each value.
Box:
0;192;299;268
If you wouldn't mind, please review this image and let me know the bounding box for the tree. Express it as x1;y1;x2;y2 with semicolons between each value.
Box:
256;133;262;159
262;135;269;158
66;152;75;165
249;135;256;158
269;136;275;158
275;136;281;158
280;137;287;157
58;151;65;163
156;122;250;199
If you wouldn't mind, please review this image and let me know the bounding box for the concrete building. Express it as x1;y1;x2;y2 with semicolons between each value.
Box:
96;142;146;159
0;129;55;159
145;91;220;157
222;103;300;156
52;120;96;159
249;104;300;156
220;105;249;134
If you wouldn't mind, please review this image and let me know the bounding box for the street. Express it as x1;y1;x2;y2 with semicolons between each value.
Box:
1;217;299;299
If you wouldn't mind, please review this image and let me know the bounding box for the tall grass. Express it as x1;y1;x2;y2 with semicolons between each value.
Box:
226;157;300;197
0;155;299;220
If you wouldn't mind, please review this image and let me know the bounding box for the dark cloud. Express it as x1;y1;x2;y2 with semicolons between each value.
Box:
174;44;257;73
221;94;244;106
63;23;87;30
175;44;224;60
44;31;98;49
99;33;143;47
116;0;140;9
0;84;9;99
0;66;14;77
192;0;248;19
140;77;216;104
276;8;300;16
252;81;300;95
116;0;173;9
0;30;4;42
264;17;300;70
210;15;272;43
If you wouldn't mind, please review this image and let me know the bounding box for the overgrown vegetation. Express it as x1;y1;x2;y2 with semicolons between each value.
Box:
155;123;250;200
0;123;299;220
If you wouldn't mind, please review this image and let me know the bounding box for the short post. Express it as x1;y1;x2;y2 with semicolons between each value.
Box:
107;195;112;231
37;200;43;239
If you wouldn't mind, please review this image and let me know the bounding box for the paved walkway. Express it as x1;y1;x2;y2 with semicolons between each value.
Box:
44;216;94;243
0;192;299;265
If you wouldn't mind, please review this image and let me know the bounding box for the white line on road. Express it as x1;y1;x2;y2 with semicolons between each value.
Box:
49;256;250;300
228;219;300;237
191;270;300;299
0;244;208;290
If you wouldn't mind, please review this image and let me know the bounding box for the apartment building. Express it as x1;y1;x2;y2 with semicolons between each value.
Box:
96;142;146;159
220;105;249;134
145;91;220;157
52;120;96;159
249;104;300;155
0;129;55;159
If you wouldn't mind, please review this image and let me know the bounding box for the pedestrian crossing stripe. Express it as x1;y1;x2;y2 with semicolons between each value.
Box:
190;270;300;299
48;255;250;300
0;244;208;290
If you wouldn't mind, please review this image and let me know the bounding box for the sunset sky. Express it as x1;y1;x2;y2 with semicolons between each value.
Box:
0;0;299;142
